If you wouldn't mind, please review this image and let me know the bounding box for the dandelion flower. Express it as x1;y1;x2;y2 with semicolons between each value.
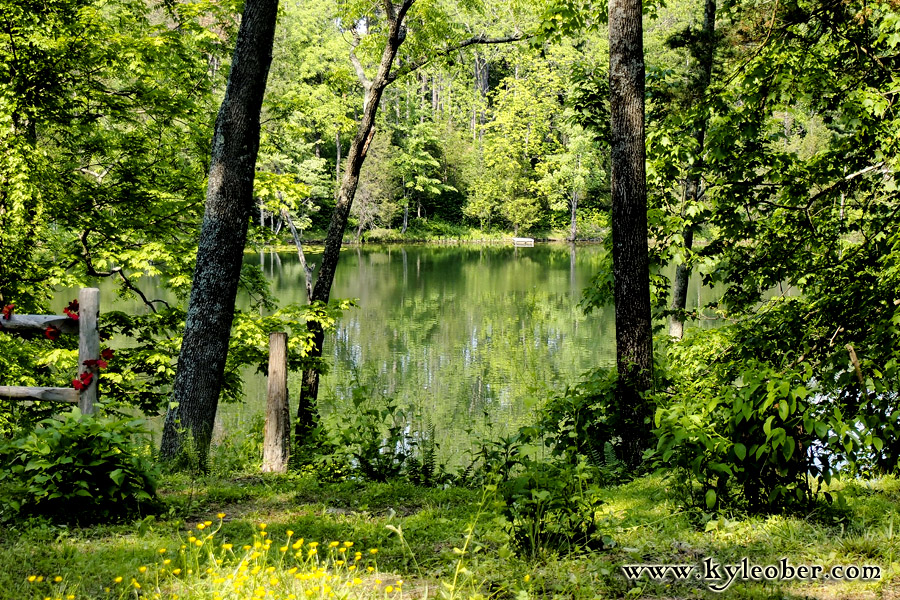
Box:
329;541;339;548
54;576;63;582
158;548;166;554
369;548;378;554
114;577;123;584
138;567;147;574
287;530;294;537
386;586;394;593
27;576;36;583
259;523;267;530
524;574;531;582
197;523;205;530
217;513;226;519
204;521;212;527
222;544;233;551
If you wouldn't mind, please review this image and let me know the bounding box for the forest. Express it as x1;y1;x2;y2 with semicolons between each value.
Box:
1;0;900;597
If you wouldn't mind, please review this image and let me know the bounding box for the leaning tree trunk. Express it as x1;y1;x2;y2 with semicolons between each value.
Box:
293;0;414;442
160;0;279;466
669;0;717;339
609;0;654;468
291;1;524;444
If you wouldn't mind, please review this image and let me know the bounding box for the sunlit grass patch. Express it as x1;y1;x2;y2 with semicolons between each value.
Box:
23;515;408;600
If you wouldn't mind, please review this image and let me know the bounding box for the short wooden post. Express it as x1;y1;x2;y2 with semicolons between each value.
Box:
262;332;290;473
78;287;100;415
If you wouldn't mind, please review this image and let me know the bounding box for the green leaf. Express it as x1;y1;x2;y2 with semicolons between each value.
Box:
705;488;717;509
734;443;747;461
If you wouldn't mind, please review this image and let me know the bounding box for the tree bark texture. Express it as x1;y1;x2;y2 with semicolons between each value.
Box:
160;0;279;464
609;0;653;467
669;0;717;339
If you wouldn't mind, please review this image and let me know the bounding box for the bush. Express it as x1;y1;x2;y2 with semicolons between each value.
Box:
494;455;607;556
651;325;873;513
0;409;160;523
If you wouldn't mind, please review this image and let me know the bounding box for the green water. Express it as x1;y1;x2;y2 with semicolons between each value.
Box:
59;244;720;464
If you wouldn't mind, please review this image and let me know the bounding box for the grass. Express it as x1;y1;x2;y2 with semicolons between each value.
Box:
3;471;900;600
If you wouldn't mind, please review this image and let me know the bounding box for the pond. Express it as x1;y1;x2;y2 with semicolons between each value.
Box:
63;243;721;465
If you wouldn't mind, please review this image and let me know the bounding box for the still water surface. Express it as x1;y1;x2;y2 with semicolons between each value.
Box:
69;244;719;463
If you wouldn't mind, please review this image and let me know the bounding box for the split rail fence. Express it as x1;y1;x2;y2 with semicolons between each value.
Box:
0;288;100;415
1;288;292;473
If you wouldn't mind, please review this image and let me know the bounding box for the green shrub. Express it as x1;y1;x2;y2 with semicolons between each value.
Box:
651;325;873;513
0;408;160;523
495;455;607;556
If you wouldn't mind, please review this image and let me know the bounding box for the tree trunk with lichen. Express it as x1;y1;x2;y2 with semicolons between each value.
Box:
160;0;279;466
609;0;653;468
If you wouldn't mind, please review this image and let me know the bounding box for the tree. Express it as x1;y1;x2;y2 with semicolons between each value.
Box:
160;0;280;463
608;0;654;466
665;0;718;339
535;123;607;241
470;57;563;235
293;0;527;440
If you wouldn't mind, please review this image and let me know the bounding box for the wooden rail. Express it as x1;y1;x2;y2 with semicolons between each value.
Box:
0;288;100;414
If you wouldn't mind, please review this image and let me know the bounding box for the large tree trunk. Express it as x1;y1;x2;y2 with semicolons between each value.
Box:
669;0;717;339
160;0;279;465
609;0;653;468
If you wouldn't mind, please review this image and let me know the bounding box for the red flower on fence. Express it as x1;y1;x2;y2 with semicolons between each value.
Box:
45;325;61;340
72;372;93;391
63;299;79;321
83;358;108;370
1;304;13;320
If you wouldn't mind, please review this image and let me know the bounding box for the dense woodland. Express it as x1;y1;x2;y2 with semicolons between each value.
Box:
1;0;900;596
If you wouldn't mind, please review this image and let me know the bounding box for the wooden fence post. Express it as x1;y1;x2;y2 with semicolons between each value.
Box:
78;287;100;415
262;332;290;473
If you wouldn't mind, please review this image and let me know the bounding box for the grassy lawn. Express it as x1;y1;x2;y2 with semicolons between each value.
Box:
2;472;899;599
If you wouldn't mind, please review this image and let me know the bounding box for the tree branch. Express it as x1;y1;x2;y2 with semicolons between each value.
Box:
349;30;372;91
387;31;527;83
281;207;314;304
